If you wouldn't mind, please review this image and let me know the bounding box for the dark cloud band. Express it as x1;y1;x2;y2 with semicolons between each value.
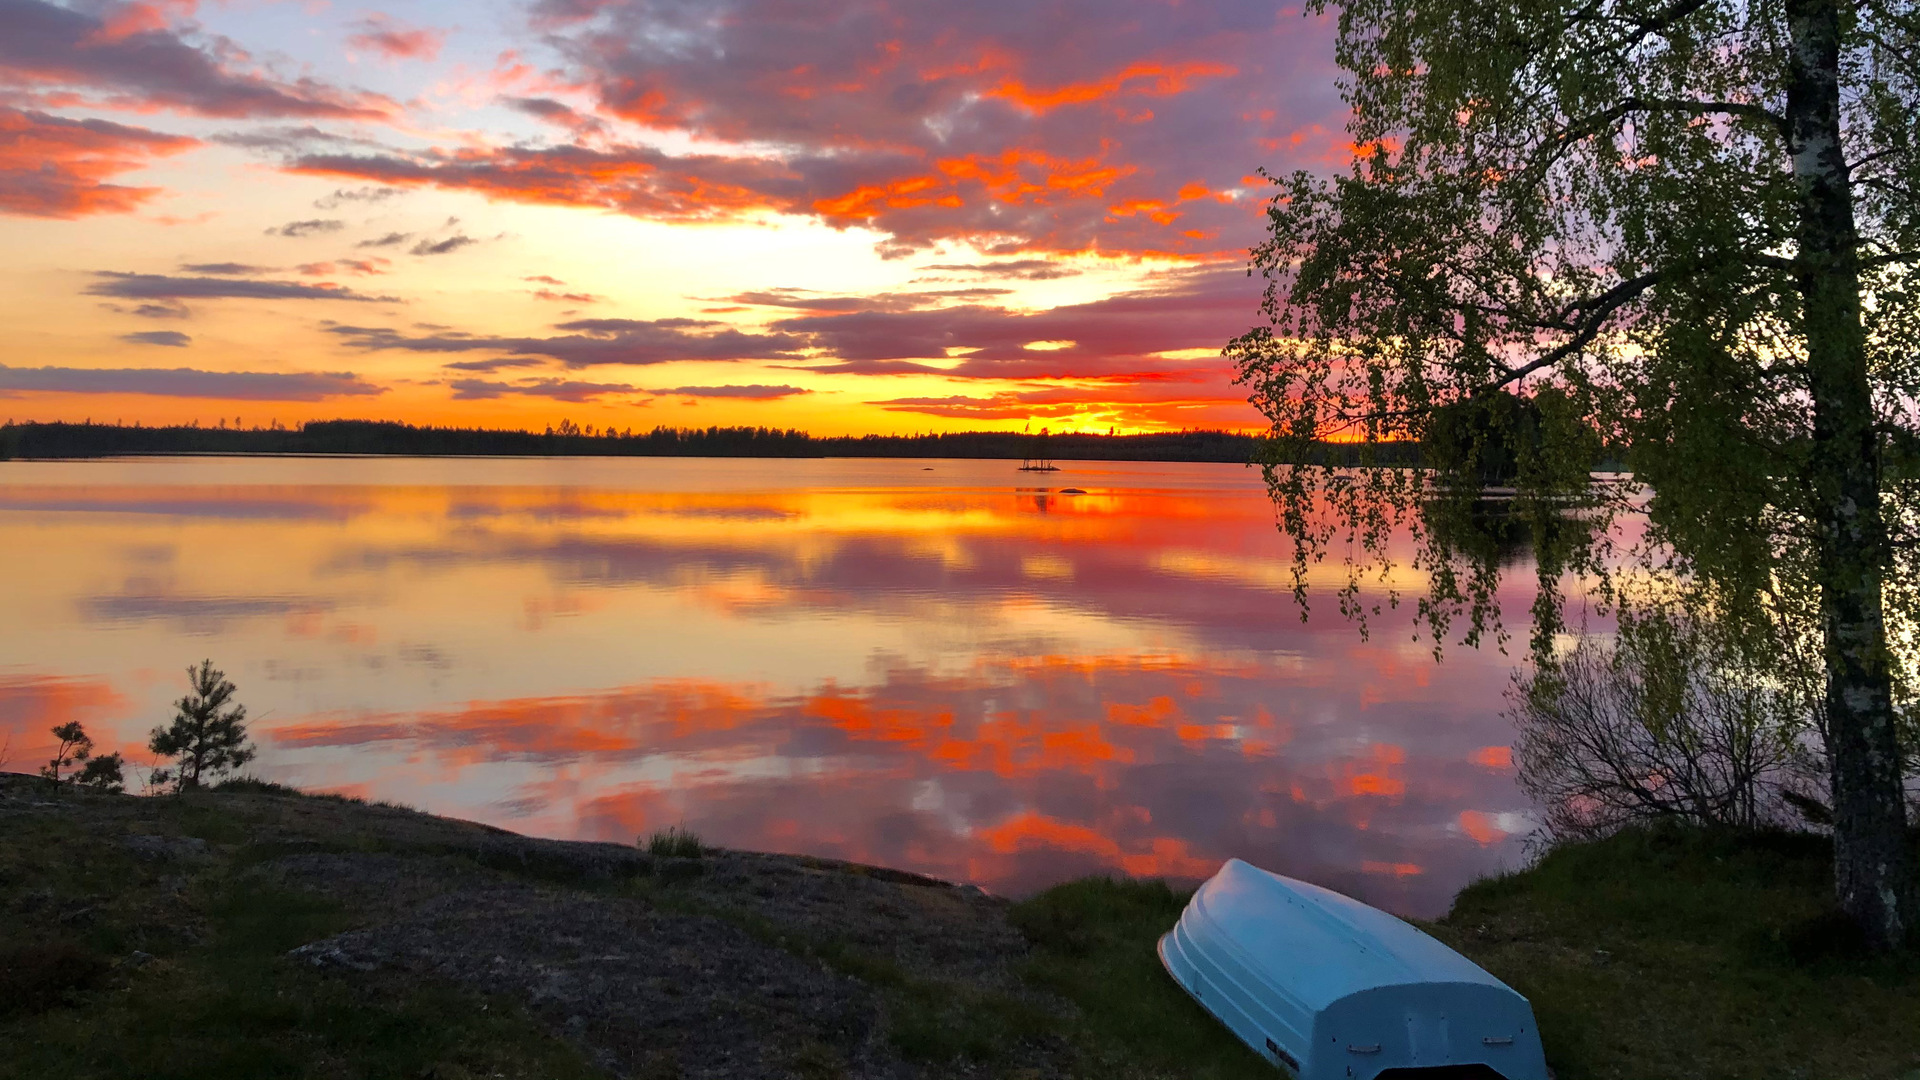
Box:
121;331;191;348
330;318;808;368
0;364;386;401
652;385;812;399
0;0;394;119
87;272;399;303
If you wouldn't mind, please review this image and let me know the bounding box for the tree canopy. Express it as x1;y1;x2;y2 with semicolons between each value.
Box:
1230;0;1920;946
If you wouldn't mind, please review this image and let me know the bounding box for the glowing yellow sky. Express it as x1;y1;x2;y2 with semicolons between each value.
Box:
0;0;1350;434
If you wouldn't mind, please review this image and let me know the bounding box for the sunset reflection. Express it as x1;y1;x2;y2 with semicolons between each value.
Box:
0;457;1538;914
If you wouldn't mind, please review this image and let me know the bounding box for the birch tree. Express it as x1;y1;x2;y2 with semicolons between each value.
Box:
1231;0;1919;947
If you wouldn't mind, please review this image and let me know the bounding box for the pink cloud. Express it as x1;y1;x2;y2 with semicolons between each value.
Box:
279;0;1342;257
768;265;1258;376
345;14;447;62
0;106;197;218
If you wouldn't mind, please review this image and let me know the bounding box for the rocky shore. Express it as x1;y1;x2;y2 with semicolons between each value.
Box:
8;773;1917;1079
0;774;1084;1079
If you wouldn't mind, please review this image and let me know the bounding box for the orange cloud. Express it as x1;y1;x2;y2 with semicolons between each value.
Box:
1458;810;1508;846
804;690;950;745
1106;197;1179;225
0;107;197;218
290;144;788;225
0;674;128;729
986;60;1236;113
1361;860;1425;877
812;174;951;219
1469;745;1513;769
0;674;132;763
933;148;1137;205
1106;694;1183;727
811;148;1137;226
1335;742;1409;799
973;811;1215;878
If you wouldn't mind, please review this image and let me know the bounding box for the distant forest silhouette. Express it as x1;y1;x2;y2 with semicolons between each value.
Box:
0;419;1420;465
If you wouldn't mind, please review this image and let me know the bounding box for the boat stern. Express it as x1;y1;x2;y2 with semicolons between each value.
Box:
1315;982;1549;1080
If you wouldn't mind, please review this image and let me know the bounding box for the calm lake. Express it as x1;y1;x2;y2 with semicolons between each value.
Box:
0;456;1541;915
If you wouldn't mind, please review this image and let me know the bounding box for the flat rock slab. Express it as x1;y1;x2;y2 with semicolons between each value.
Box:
292;882;887;1079
268;851;517;918
121;835;211;862
679;854;1029;991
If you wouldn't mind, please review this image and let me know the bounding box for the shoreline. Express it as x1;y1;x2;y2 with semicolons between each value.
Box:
0;420;1287;465
4;773;1916;1079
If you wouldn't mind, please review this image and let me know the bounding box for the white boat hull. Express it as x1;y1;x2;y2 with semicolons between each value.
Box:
1159;859;1549;1080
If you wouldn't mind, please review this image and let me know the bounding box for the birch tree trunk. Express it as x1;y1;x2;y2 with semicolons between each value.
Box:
1786;0;1914;950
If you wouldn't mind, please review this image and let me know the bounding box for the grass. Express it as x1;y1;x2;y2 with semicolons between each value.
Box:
0;942;111;1019
641;825;705;858
210;776;307;797
1427;825;1920;1080
1007;878;1281;1080
627;872;1063;1068
7;884;597;1080
11;776;1919;1079
1004;825;1920;1080
0;784;602;1080
215;774;421;813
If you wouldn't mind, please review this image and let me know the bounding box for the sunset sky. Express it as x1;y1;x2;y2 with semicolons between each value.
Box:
0;0;1346;435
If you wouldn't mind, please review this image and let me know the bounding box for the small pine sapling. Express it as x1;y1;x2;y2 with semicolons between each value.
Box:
39;722;93;784
75;753;125;793
148;660;255;792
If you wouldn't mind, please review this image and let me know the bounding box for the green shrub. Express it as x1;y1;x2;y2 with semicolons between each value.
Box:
643;826;705;858
210;776;304;797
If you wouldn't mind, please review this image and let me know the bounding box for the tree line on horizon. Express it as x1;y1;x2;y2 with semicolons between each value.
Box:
0;418;1370;464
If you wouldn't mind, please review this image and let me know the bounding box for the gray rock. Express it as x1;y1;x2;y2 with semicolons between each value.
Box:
288;941;379;973
291;886;882;1079
122;834;210;862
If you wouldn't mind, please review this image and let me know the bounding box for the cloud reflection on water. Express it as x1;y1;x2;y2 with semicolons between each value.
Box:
0;458;1537;914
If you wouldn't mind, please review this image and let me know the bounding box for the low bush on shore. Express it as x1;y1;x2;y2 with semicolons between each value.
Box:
643;825;706;859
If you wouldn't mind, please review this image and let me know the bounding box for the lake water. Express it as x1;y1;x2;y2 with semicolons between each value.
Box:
0;456;1541;915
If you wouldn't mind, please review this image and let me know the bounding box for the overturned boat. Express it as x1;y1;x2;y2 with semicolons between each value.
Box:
1159;859;1548;1080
